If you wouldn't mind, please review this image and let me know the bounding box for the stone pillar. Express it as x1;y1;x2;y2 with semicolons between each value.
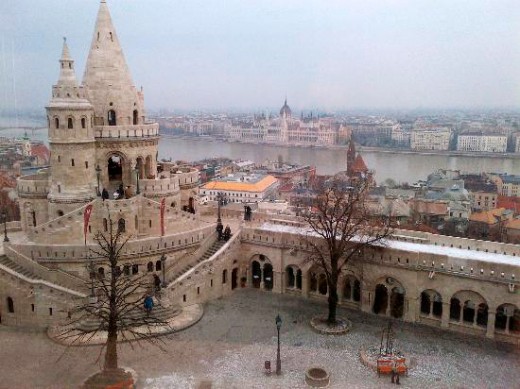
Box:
302;273;309;298
486;311;496;338
361;289;372;314
275;271;284;294
405;296;417;322
505;316;511;335
441;302;450;328
429;301;434;318
260;266;264;290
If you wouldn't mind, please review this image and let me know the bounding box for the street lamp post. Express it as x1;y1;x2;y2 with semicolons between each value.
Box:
2;211;9;242
216;192;224;238
160;253;167;288
95;165;102;196
275;314;282;375
135;166;140;195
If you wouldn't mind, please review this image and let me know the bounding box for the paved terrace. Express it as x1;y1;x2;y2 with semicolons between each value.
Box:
0;290;518;388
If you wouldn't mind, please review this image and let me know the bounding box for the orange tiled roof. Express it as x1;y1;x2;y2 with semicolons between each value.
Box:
469;208;505;225
202;175;278;193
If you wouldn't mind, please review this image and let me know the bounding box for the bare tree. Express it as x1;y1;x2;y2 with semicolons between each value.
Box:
57;218;172;386
302;175;391;325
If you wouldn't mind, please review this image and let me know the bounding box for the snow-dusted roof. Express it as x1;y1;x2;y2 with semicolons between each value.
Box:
257;222;520;267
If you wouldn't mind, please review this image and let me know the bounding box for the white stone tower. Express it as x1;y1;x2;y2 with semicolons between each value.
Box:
46;38;96;217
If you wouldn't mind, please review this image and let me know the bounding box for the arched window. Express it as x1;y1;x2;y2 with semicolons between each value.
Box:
54;117;60;129
450;298;461;321
81;117;86;129
155;260;162;271
133;110;138;125
132;264;139;275
107;110;116;126
286;267;295;288
123;265;130;276
67;117;73;129
147;262;153;272
7;297;14;313
296;269;302;290
98;267;105;279
118;218;126;233
222;269;227;284
135;215;138;230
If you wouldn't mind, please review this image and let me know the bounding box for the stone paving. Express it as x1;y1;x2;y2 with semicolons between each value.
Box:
0;289;519;388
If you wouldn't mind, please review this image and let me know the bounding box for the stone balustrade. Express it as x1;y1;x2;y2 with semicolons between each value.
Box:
94;123;159;139
140;176;179;198
17;175;50;198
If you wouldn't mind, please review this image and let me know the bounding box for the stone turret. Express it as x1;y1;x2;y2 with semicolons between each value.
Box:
46;38;97;216
83;0;145;127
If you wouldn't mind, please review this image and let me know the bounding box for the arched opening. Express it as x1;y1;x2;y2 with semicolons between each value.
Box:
147;262;153;272
7;297;14;313
390;286;405;318
155;260;162;271
133;110;138;125
450;298;461;321
81;117;86;129
98;267;105;279
231;268;238;290
476;303;488;327
251;260;261;288
135;157;145;180
373;284;388;315
135;215;138;230
67;117;73;129
54;117;60;129
145;155;153;179
462;300;475;323
296;269;302;290
222;269;227;284
432;293;443;317
318;273;327;295
103;218;108;232
107;154;123;182
309;272;318;293
420;292;431;315
118;218;126;233
107;109;116;126
263;263;273;291
132;264;138;275
286;267;295;288
32;211;36;227
495;304;520;333
188;197;195;214
343;276;360;302
123;265;130;276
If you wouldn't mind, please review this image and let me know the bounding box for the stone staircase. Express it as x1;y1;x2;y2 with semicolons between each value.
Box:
169;239;227;282
0;254;42;281
76;301;179;332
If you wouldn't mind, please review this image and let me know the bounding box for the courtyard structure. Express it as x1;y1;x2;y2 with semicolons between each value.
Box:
0;290;519;388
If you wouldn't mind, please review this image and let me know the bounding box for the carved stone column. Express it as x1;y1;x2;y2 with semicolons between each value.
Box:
486;311;496;338
441;302;450;328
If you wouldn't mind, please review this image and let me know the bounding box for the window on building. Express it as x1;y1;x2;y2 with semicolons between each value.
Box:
7;297;14;313
81;117;86;129
55;118;60;129
71;159;75;167
68;117;73;129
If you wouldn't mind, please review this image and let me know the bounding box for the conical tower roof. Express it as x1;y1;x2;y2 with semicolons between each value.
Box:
82;0;144;124
57;38;78;87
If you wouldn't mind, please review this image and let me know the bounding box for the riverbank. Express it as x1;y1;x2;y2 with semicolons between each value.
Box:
160;133;520;160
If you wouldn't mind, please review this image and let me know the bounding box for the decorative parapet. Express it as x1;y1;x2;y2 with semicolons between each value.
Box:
140;176;180;198
17;174;50;199
94;123;159;139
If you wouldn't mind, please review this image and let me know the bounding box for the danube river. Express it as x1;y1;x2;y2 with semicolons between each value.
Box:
4;127;520;184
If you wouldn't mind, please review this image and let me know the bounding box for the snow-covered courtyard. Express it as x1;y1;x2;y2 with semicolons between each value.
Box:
0;289;518;388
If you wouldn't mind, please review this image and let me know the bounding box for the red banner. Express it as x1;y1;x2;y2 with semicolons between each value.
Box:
160;198;165;236
83;204;93;245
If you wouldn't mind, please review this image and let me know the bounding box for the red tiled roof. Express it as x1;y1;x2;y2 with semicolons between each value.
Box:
31;144;50;163
351;154;368;173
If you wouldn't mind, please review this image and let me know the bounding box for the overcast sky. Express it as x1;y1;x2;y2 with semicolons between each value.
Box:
1;0;519;112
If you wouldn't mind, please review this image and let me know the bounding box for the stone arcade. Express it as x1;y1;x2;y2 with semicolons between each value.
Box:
0;1;519;347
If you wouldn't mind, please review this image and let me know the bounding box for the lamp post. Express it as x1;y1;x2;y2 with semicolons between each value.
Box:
95;165;102;196
2;210;9;242
216;192;224;238
275;314;282;375
160;253;167;288
134;165;140;195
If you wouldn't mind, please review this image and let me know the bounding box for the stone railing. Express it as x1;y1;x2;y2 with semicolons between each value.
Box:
164;231;218;284
4;245;87;293
174;169;200;189
94;123;159;139
17;175;50;198
140;177;179;198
